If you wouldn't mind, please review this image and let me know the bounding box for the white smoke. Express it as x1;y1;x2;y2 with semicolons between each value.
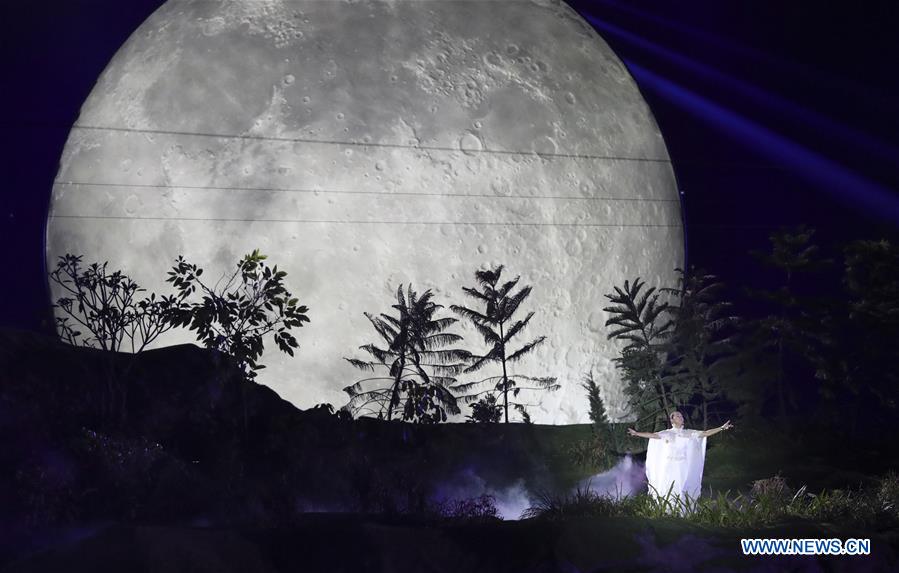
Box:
431;467;536;520
432;455;647;520
490;480;534;520
576;454;647;499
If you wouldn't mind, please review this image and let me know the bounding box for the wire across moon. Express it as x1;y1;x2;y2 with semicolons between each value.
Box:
47;0;683;424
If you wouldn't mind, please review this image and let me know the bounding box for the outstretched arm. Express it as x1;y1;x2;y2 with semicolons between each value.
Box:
700;420;734;438
627;428;661;439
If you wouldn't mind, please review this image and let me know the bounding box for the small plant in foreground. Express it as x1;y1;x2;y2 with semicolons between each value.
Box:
434;494;501;521
750;473;793;501
466;393;503;423
875;471;899;519
521;482;635;520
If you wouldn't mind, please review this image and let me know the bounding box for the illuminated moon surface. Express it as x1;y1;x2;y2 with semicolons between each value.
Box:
47;0;683;424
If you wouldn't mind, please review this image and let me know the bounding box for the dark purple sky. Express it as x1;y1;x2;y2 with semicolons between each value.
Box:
2;0;898;333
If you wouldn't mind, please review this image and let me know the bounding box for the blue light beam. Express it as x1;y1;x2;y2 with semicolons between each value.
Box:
584;13;899;167
624;61;899;224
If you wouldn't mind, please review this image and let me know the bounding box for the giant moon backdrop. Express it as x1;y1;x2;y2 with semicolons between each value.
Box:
47;0;683;424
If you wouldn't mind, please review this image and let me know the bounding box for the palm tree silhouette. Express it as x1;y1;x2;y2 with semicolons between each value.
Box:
344;284;470;423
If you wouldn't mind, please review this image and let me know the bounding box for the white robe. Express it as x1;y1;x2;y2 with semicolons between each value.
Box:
645;428;707;505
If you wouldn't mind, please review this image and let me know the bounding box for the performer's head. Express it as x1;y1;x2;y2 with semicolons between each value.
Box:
669;410;685;429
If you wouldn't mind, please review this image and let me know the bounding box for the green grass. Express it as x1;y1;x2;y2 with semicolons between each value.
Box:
522;470;899;531
519;422;899;532
453;420;894;497
376;420;897;521
679;423;893;497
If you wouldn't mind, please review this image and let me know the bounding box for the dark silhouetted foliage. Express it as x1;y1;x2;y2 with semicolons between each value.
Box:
344;284;470;423
50;253;182;353
603;277;673;431
466;393;502;423
451;265;559;423
746;226;831;430
166;249;310;384
660;268;741;429
434;493;500;521
812;238;899;432
581;372;608;426
49;253;185;425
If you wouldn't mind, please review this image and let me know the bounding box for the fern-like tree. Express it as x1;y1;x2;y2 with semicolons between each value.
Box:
581;372;609;426
450;265;559;424
579;371;623;462
603;277;674;431
344;285;470;423
660;267;741;428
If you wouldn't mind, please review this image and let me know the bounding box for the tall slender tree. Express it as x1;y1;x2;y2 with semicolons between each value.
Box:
747;226;830;429
660;268;741;428
344;285;470;423
603;277;674;431
819;239;899;432
450;265;559;424
581;372;609;426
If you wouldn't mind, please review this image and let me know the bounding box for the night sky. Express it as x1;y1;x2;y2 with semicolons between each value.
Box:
2;0;898;333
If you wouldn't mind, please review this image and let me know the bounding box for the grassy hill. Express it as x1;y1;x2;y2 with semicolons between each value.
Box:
2;328;897;571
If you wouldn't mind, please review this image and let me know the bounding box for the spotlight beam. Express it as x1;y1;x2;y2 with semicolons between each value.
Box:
625;61;899;223
584;13;899;167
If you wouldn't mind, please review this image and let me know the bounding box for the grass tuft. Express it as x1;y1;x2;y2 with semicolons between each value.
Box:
522;472;899;530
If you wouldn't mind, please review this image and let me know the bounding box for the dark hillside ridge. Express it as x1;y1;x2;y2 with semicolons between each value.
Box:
0;329;590;563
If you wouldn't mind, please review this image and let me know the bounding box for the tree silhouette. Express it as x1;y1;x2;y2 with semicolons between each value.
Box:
572;372;617;467
166;249;310;429
660;268;741;428
581;372;608;426
465;393;503;423
603;277;674;431
167;249;309;378
450;265;559;424
50;254;182;353
817;239;899;432
49;253;184;424
747;226;830;429
344;284;470;423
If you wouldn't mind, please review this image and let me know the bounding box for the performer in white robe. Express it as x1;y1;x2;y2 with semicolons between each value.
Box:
629;411;733;509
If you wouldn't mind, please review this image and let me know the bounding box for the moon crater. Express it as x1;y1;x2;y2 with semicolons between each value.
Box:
48;0;682;424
